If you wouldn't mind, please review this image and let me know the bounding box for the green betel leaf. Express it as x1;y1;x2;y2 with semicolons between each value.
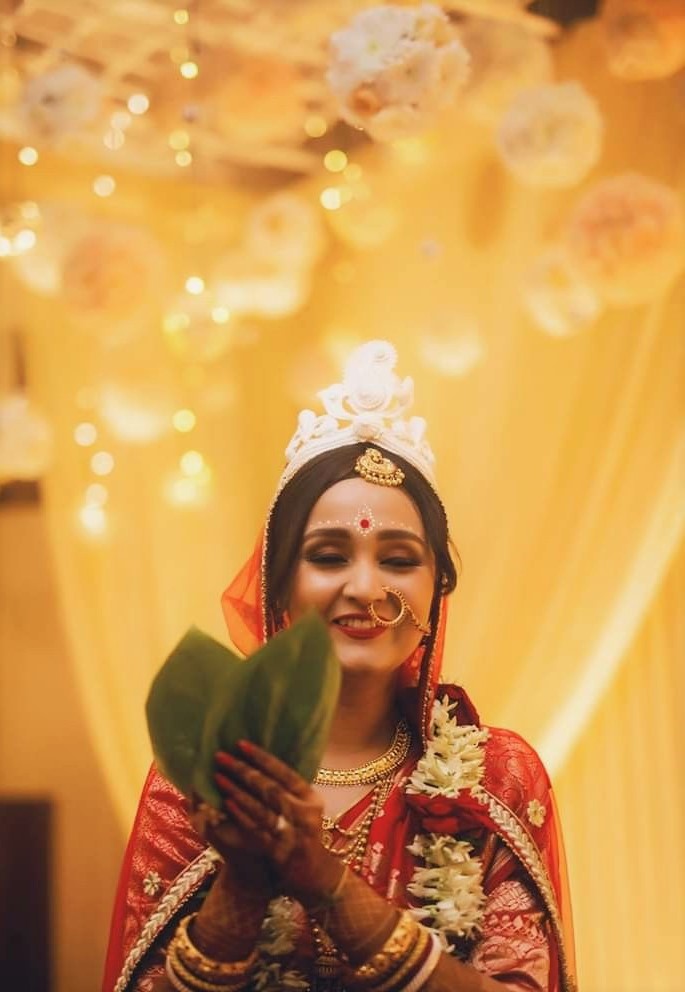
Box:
145;612;341;809
145;626;245;801
244;611;341;780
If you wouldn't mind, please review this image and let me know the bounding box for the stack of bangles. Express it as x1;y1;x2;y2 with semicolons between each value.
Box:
165;914;257;992
348;910;443;992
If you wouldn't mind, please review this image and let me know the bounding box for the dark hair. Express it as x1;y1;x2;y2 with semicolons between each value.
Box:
265;443;459;659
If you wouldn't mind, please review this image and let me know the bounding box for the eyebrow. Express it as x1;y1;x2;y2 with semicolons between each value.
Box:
302;526;427;547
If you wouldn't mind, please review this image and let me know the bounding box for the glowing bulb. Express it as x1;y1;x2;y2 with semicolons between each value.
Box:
180;450;205;476
168;129;190;150
175;150;192;167
174;8;190;24
324;150;348;173
91;451;115;476
18;146;39;166
211;306;230;324
127;93;149;115
110;110;132;130
78;503;108;537
172;409;196;433
93;174;116;197
185;276;205;295
304;116;327;138
74;422;98;446
12;229;36;254
85;483;108;505
180;61;199;79
320;187;342;211
103;128;125;150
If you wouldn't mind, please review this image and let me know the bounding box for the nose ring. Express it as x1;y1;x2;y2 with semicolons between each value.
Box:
366;587;431;636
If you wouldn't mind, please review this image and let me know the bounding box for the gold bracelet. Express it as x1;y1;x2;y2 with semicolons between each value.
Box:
354;910;420;984
167;944;248;992
371;926;431;992
173;913;258;979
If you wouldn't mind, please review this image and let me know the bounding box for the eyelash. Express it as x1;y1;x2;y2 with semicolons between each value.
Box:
304;553;421;569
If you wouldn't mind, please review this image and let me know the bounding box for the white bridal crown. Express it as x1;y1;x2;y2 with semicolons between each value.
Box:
280;340;436;488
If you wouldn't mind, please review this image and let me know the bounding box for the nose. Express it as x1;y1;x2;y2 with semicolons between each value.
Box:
343;557;385;607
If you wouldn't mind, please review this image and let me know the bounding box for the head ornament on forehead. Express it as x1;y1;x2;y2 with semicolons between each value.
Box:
279;340;436;490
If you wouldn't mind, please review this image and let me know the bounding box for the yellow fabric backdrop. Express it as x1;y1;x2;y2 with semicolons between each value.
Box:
2;19;683;992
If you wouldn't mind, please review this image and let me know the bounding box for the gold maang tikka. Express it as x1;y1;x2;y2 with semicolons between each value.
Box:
355;447;405;487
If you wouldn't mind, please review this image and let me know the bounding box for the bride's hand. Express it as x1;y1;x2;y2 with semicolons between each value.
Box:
212;742;342;905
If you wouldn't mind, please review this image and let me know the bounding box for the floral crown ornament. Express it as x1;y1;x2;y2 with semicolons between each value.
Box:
280;340;436;489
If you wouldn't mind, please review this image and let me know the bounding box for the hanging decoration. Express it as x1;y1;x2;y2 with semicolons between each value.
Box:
245;192;327;272
327;4;471;143
10;202;89;296
602;0;685;80
522;246;602;337
456;18;554;125
0;392;54;482
18;63;103;142
61;223;167;327
495;81;603;188
212;251;311;319
96;381;177;445
563;173;685;307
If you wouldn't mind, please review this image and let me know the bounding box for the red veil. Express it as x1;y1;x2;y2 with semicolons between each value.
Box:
103;527;576;992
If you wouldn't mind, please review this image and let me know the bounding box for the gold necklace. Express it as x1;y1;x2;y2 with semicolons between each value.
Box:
321;774;395;873
314;719;412;787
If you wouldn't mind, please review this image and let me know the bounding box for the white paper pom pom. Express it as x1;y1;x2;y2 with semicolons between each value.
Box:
327;4;470;142
522;246;602;336
62;224;167;325
246;193;326;271
457;18;554;125
19;63;102;141
496;82;603;188
564;173;685;307
603;1;685;80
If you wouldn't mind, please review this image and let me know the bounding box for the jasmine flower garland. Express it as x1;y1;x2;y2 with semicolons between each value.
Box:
251;897;308;992
405;695;490;943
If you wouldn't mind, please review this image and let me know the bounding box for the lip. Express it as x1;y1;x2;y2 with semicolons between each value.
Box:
331;614;387;640
333;624;387;640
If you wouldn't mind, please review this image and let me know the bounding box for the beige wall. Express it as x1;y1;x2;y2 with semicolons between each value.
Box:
0;504;124;992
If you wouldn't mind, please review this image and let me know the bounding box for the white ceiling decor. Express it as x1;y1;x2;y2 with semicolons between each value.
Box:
0;0;558;181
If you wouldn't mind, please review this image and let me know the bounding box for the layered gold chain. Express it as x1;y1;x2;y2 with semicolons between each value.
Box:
314;719;412;787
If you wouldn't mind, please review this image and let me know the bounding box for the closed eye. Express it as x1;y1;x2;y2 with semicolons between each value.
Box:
383;557;421;569
304;553;346;566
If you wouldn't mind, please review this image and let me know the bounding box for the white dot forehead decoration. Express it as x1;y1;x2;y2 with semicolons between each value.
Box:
308;508;422;540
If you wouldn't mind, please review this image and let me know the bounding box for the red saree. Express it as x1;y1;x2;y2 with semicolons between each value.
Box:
102;531;576;992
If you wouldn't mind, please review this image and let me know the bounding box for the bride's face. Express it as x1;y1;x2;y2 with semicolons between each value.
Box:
287;477;436;677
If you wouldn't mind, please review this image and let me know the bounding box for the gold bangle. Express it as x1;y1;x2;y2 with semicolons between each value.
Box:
354;910;420;983
173;914;258;979
371;926;431;992
167;944;247;991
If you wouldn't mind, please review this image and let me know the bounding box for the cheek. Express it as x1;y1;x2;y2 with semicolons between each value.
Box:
286;565;333;617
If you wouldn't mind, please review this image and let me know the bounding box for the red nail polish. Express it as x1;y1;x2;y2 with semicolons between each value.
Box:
214;772;234;792
237;739;254;754
215;751;236;768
